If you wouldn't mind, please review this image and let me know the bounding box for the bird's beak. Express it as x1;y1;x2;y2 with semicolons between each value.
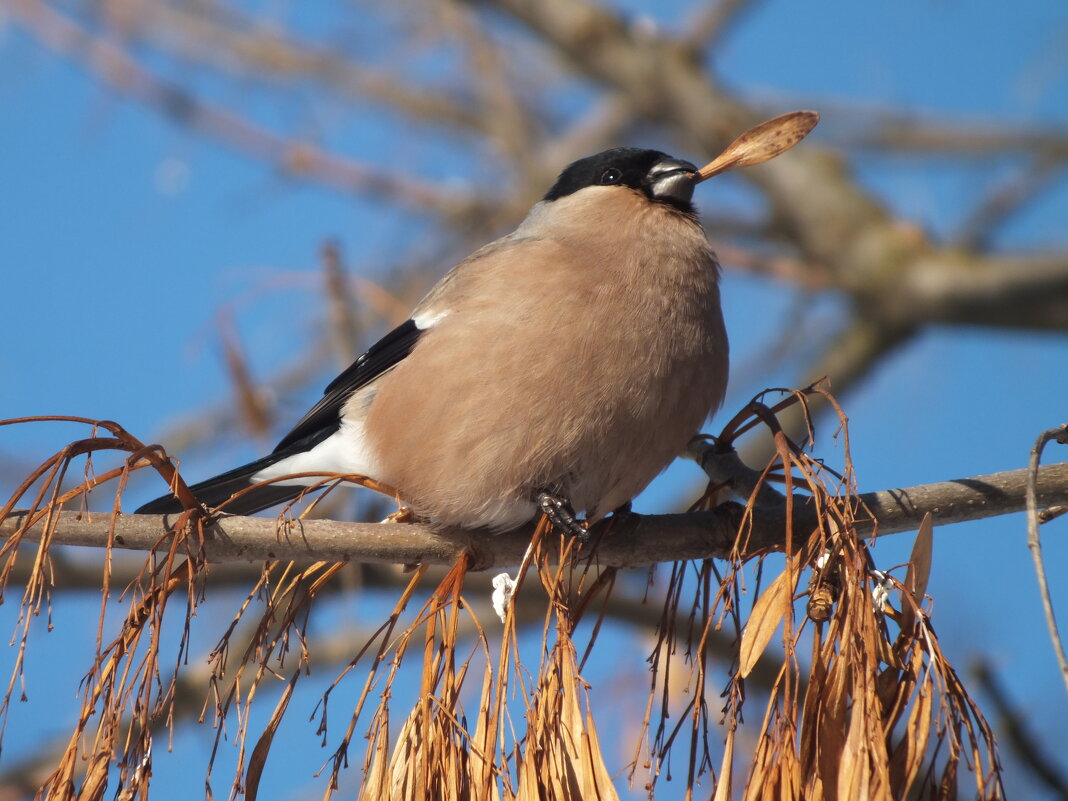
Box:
649;158;699;204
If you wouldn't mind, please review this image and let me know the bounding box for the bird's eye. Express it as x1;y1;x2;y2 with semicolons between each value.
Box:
599;167;623;185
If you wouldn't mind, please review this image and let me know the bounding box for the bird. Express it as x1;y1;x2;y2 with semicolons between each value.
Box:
137;147;729;535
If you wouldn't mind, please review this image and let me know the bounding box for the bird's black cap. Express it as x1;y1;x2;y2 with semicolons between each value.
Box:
543;147;698;212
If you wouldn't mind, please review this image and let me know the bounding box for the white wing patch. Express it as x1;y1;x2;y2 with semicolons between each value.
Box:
252;419;379;487
412;308;451;329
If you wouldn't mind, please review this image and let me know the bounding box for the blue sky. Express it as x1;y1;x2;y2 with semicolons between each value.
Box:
1;1;1067;798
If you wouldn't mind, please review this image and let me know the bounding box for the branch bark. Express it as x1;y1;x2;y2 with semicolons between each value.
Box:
4;462;1066;570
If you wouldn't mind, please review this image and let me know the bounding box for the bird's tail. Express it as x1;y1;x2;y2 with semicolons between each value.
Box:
135;431;334;516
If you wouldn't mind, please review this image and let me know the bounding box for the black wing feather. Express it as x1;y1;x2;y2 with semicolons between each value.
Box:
274;317;422;451
136;318;424;516
136;428;335;515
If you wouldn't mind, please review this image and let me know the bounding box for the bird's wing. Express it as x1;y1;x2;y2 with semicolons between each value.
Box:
136;320;421;517
272;232;523;453
272;317;423;452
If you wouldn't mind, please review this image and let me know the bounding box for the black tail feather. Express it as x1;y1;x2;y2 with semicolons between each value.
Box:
135;429;335;516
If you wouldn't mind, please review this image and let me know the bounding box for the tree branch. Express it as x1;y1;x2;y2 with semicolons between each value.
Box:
683;0;763;53
95;0;489;133
4;463;1066;569
822;104;1068;156
8;0;468;213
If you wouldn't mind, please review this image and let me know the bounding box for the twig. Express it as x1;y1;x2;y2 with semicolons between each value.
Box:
321;241;362;369
954;154;1068;250
973;660;1068;798
8;0;464;213
683;0;761;51
535;94;634;173
1040;505;1068;524
3;462;1068;568
817;102;1068;155
437;1;539;170
896;252;1068;331
686;441;787;507
1026;425;1068;696
712;243;831;290
94;0;488;133
218;314;272;439
732;314;916;471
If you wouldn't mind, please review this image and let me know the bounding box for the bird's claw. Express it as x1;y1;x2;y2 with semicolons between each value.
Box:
537;491;588;542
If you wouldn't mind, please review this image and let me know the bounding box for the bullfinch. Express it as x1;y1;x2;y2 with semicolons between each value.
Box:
138;147;729;534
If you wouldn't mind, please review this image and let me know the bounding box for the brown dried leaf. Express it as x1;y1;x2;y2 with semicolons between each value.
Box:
798;645;823;776
712;727;735;801
813;669;848;800
889;648;932;798
739;568;795;679
742;737;772;801
876;664;914;738
583;709;620;801
245;674;297;801
696;110;820;182
555;653;619;801
360;724;389;801
780;744;803;801
836;698;870;801
469;666;498;801
899;512;934;634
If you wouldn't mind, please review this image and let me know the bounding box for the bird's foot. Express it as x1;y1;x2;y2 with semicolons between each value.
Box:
536;491;588;542
383;506;414;524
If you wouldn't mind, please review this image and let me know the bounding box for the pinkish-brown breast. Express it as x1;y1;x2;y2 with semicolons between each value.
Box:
361;187;728;530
